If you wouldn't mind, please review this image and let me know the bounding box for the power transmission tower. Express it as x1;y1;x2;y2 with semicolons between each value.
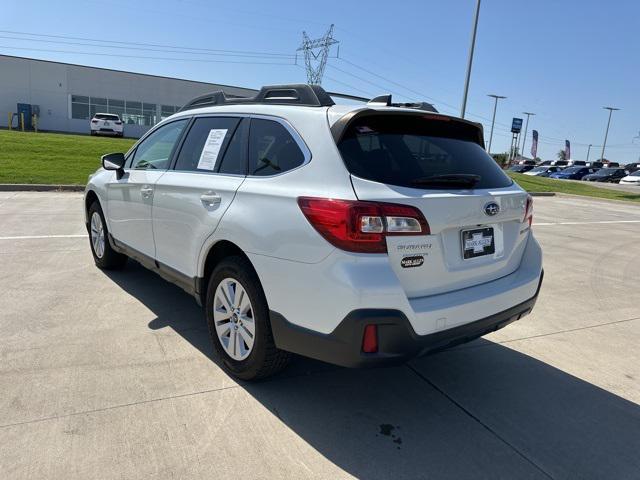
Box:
297;24;339;85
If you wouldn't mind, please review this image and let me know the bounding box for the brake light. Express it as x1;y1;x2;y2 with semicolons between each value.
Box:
362;324;378;353
524;194;533;227
115;121;122;125
91;119;98;123
297;197;430;253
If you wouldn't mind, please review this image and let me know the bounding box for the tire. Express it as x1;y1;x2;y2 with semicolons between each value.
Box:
88;201;127;270
206;256;290;380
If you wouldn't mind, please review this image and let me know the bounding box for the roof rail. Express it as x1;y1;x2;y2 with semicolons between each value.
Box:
179;84;335;111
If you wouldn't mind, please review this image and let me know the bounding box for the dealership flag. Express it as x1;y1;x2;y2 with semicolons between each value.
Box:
531;130;539;158
565;140;571;159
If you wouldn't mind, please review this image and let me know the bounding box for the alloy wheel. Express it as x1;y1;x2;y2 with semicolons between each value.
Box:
213;277;255;361
90;211;105;259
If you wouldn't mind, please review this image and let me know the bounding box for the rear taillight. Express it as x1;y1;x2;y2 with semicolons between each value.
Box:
91;119;98;123
524;194;533;227
362;324;378;353
115;121;122;125
297;197;430;254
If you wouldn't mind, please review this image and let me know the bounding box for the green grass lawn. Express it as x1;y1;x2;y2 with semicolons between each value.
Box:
0;129;135;184
509;172;640;203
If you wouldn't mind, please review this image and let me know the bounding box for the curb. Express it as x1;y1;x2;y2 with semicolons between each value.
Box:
529;192;556;197
0;184;85;192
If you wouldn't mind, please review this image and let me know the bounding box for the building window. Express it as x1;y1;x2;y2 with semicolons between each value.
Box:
161;105;181;120
70;94;161;126
142;103;157;126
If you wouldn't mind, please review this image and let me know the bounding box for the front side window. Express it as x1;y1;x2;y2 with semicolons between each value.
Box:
248;119;305;176
174;117;243;173
130;119;188;170
337;114;512;189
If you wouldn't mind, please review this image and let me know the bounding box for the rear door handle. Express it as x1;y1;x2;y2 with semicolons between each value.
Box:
200;191;222;208
140;185;154;198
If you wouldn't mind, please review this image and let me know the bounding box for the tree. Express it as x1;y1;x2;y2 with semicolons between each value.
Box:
557;149;567;160
491;153;509;167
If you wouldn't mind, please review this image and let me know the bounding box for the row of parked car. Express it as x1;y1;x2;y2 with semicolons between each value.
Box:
509;160;640;185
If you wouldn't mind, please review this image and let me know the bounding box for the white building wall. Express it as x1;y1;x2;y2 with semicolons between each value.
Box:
0;55;257;138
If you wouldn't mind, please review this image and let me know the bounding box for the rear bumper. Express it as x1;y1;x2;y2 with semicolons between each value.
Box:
271;271;543;368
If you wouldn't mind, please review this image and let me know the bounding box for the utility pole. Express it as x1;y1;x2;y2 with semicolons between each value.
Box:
520;112;535;159
600;106;620;162
487;94;506;153
297;25;339;85
586;144;593;162
461;0;481;118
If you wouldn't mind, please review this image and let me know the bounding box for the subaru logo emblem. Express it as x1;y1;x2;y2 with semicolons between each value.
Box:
484;202;500;216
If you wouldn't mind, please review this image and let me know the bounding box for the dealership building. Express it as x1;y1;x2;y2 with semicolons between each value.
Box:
0;54;257;138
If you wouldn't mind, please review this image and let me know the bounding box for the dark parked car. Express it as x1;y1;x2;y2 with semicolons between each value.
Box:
549;167;599;180
509;164;535;173
582;168;627;183
603;162;621;168
624;162;640;173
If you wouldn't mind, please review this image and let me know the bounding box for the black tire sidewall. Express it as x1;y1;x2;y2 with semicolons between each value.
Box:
205;257;271;380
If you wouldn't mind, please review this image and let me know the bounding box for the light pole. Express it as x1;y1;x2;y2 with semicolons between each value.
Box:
487;94;506;153
600;106;620;162
460;0;481;118
586;144;593;162
520;112;536;159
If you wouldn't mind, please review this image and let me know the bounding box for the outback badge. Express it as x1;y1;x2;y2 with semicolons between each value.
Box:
401;255;424;268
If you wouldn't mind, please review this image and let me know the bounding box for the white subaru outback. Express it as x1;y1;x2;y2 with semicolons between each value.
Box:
84;84;543;380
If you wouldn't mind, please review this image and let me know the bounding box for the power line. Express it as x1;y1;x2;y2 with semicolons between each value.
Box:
327;63;416;103
0;45;296;66
0;30;294;58
0;34;295;60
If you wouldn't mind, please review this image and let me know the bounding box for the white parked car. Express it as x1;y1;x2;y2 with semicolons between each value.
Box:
90;113;124;137
619;170;640;186
84;84;543;380
524;166;563;176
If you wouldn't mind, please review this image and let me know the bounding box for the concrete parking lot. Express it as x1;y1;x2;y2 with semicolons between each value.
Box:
0;192;639;479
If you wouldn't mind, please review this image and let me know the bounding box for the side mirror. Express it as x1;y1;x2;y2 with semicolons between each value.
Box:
102;152;126;171
102;152;126;179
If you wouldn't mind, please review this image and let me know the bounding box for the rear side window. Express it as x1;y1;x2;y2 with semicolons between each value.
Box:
248;119;305;176
337;114;512;189
174;117;242;173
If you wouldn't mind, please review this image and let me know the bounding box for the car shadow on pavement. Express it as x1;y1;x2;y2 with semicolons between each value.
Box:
104;261;640;480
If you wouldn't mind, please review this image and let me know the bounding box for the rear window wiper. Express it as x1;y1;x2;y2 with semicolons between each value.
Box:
410;174;481;188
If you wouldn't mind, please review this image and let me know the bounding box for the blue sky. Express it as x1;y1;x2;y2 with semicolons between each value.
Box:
4;0;640;162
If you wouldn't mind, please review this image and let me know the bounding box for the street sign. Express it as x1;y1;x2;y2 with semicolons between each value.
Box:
511;117;523;133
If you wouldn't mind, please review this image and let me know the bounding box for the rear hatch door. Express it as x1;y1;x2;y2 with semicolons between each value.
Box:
334;111;530;298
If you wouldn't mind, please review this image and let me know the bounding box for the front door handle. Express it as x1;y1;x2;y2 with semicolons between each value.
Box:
200;191;222;208
140;185;154;199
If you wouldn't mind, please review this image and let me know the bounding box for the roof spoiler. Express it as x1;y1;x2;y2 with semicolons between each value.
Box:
367;93;438;113
179;84;336;111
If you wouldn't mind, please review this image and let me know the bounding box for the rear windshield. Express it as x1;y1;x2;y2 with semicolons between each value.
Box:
95;114;119;120
337;114;512;189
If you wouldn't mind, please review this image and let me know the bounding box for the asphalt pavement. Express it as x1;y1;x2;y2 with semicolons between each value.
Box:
0;192;639;479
